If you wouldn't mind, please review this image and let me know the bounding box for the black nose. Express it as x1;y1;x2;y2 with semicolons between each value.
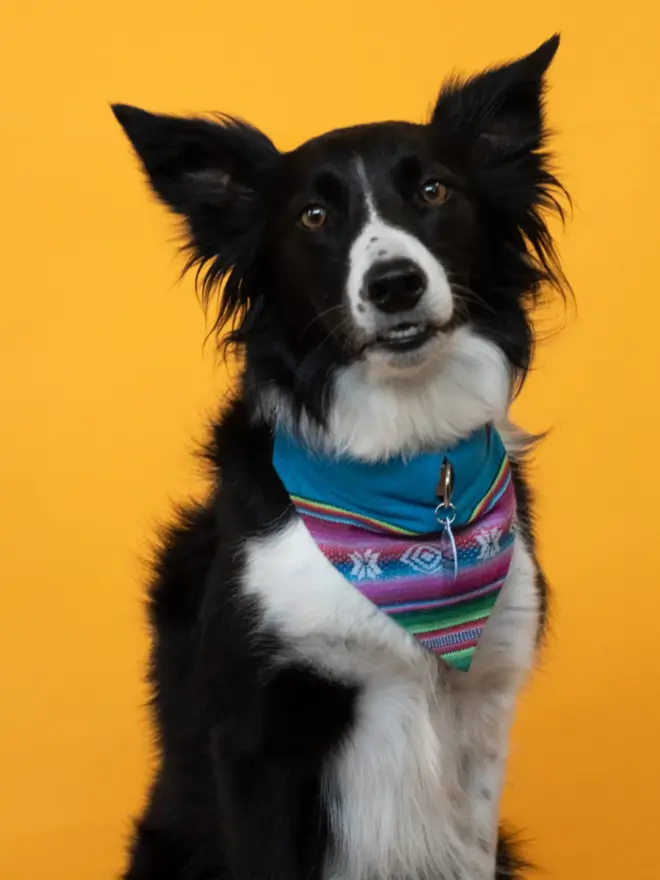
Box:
364;260;427;313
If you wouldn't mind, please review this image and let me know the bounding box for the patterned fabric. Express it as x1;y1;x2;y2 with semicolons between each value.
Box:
273;428;516;671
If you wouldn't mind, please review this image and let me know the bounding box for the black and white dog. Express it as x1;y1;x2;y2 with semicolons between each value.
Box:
113;34;567;880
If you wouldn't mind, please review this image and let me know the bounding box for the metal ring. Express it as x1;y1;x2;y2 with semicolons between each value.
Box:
434;502;456;526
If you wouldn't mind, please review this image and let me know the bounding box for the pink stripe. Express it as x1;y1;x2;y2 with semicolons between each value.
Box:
380;579;504;612
356;554;512;605
302;505;512;548
435;637;479;654
306;530;513;563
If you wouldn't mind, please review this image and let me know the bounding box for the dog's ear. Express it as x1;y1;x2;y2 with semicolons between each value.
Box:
431;35;560;156
111;105;279;262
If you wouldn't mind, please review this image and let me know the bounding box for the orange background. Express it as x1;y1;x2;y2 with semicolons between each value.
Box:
2;2;659;878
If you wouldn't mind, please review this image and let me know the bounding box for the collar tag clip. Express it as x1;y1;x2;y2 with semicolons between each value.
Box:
434;457;458;580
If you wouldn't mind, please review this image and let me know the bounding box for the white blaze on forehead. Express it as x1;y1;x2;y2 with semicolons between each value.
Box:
346;159;454;331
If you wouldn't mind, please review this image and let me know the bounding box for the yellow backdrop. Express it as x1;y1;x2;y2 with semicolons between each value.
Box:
2;1;659;878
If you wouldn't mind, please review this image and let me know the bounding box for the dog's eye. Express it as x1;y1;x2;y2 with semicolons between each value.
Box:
300;205;328;230
420;180;449;205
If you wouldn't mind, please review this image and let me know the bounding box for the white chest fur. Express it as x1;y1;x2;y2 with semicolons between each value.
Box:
242;517;539;880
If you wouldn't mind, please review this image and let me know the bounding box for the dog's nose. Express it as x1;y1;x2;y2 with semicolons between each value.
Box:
364;260;427;313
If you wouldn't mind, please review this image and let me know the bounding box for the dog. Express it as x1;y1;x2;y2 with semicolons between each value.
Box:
113;33;568;880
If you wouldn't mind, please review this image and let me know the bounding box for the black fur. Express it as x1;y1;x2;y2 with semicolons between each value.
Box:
113;35;567;880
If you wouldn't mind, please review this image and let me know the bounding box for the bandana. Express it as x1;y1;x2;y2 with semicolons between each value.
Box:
272;426;516;671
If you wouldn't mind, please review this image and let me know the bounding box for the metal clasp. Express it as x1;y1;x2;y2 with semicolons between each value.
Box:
436;457;454;506
434;457;456;525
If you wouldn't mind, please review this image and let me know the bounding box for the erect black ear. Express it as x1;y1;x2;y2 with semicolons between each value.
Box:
111;104;279;262
431;34;560;153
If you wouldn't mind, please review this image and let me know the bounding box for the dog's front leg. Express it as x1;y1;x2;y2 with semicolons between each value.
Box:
453;692;517;880
210;723;306;880
209;662;357;880
451;539;541;879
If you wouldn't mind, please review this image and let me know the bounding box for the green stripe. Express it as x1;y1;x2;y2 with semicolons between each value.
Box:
392;593;498;633
442;647;474;671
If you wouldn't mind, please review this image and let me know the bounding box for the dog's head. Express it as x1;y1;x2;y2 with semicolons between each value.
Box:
113;35;567;458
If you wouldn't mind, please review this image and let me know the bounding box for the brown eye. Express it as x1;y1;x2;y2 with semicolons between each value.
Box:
300;204;327;229
420;180;449;205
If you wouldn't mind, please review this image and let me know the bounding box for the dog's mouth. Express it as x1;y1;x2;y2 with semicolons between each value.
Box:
369;321;439;353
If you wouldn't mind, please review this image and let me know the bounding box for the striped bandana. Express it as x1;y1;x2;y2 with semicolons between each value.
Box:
272;426;516;671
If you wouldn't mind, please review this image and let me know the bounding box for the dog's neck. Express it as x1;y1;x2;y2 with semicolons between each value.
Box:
256;326;513;462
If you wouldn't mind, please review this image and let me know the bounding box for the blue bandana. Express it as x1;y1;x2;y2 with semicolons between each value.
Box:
273;426;510;533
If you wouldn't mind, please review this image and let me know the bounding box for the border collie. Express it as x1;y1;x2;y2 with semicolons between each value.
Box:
113;33;567;880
